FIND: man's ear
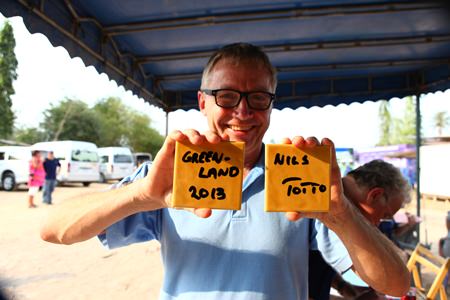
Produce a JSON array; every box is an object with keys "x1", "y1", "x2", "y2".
[
  {"x1": 366, "y1": 187, "x2": 385, "y2": 205},
  {"x1": 198, "y1": 91, "x2": 207, "y2": 116}
]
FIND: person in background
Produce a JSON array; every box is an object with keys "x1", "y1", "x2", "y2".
[
  {"x1": 378, "y1": 211, "x2": 420, "y2": 251},
  {"x1": 40, "y1": 43, "x2": 409, "y2": 299},
  {"x1": 42, "y1": 151, "x2": 61, "y2": 205},
  {"x1": 28, "y1": 150, "x2": 45, "y2": 208},
  {"x1": 309, "y1": 159, "x2": 412, "y2": 300},
  {"x1": 438, "y1": 211, "x2": 450, "y2": 289}
]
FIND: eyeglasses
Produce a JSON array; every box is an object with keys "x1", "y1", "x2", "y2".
[{"x1": 201, "y1": 89, "x2": 275, "y2": 111}]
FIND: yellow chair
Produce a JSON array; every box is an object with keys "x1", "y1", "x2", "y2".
[{"x1": 407, "y1": 243, "x2": 450, "y2": 300}]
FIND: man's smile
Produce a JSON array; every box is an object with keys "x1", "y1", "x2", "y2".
[{"x1": 228, "y1": 125, "x2": 254, "y2": 131}]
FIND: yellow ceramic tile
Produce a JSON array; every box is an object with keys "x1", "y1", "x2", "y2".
[
  {"x1": 172, "y1": 141, "x2": 244, "y2": 210},
  {"x1": 265, "y1": 144, "x2": 331, "y2": 212}
]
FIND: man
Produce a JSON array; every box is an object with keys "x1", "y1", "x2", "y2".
[
  {"x1": 343, "y1": 159, "x2": 411, "y2": 227},
  {"x1": 309, "y1": 159, "x2": 412, "y2": 300},
  {"x1": 42, "y1": 151, "x2": 60, "y2": 205},
  {"x1": 40, "y1": 43, "x2": 409, "y2": 299}
]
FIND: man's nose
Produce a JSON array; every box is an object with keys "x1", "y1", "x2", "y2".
[{"x1": 234, "y1": 96, "x2": 252, "y2": 118}]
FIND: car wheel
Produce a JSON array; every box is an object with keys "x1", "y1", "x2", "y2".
[
  {"x1": 82, "y1": 182, "x2": 91, "y2": 187},
  {"x1": 2, "y1": 172, "x2": 16, "y2": 191}
]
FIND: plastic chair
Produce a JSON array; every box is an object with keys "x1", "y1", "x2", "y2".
[{"x1": 407, "y1": 243, "x2": 450, "y2": 299}]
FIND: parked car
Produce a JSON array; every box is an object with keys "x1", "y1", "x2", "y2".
[
  {"x1": 32, "y1": 141, "x2": 100, "y2": 186},
  {"x1": 0, "y1": 146, "x2": 31, "y2": 191},
  {"x1": 133, "y1": 152, "x2": 152, "y2": 168},
  {"x1": 98, "y1": 147, "x2": 135, "y2": 182}
]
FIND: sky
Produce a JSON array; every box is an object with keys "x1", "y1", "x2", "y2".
[{"x1": 2, "y1": 14, "x2": 450, "y2": 150}]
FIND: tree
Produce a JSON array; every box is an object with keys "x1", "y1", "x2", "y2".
[
  {"x1": 93, "y1": 97, "x2": 164, "y2": 154},
  {"x1": 0, "y1": 21, "x2": 18, "y2": 138},
  {"x1": 13, "y1": 126, "x2": 47, "y2": 144},
  {"x1": 40, "y1": 96, "x2": 164, "y2": 154},
  {"x1": 92, "y1": 97, "x2": 129, "y2": 146},
  {"x1": 433, "y1": 111, "x2": 450, "y2": 136},
  {"x1": 378, "y1": 96, "x2": 417, "y2": 145},
  {"x1": 41, "y1": 99, "x2": 100, "y2": 143},
  {"x1": 128, "y1": 113, "x2": 164, "y2": 156},
  {"x1": 378, "y1": 100, "x2": 392, "y2": 146},
  {"x1": 392, "y1": 96, "x2": 416, "y2": 144}
]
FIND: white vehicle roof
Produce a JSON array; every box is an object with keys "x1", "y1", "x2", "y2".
[
  {"x1": 133, "y1": 152, "x2": 152, "y2": 156},
  {"x1": 98, "y1": 147, "x2": 132, "y2": 154},
  {"x1": 0, "y1": 146, "x2": 31, "y2": 159},
  {"x1": 32, "y1": 140, "x2": 98, "y2": 151}
]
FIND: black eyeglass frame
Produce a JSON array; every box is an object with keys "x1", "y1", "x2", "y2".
[{"x1": 201, "y1": 88, "x2": 275, "y2": 110}]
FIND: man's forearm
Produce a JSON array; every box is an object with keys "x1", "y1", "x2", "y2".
[
  {"x1": 40, "y1": 179, "x2": 158, "y2": 245},
  {"x1": 327, "y1": 204, "x2": 410, "y2": 296}
]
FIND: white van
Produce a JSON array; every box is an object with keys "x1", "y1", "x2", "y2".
[
  {"x1": 133, "y1": 152, "x2": 152, "y2": 168},
  {"x1": 0, "y1": 146, "x2": 31, "y2": 191},
  {"x1": 98, "y1": 147, "x2": 135, "y2": 182},
  {"x1": 32, "y1": 141, "x2": 100, "y2": 186}
]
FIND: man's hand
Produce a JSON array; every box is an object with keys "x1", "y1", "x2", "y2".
[
  {"x1": 280, "y1": 136, "x2": 410, "y2": 295},
  {"x1": 280, "y1": 136, "x2": 351, "y2": 226},
  {"x1": 135, "y1": 129, "x2": 227, "y2": 218}
]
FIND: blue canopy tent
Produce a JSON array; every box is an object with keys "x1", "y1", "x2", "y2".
[{"x1": 2, "y1": 0, "x2": 450, "y2": 236}]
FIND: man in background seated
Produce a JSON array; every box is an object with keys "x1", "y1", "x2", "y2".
[
  {"x1": 309, "y1": 159, "x2": 412, "y2": 300},
  {"x1": 379, "y1": 211, "x2": 420, "y2": 251}
]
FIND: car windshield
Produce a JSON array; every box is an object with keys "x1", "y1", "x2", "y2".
[
  {"x1": 71, "y1": 150, "x2": 99, "y2": 162},
  {"x1": 114, "y1": 154, "x2": 133, "y2": 163}
]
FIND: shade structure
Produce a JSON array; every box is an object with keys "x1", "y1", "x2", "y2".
[
  {"x1": 2, "y1": 0, "x2": 450, "y2": 112},
  {"x1": 3, "y1": 0, "x2": 450, "y2": 245}
]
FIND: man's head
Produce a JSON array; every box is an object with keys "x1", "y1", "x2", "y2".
[
  {"x1": 47, "y1": 151, "x2": 54, "y2": 159},
  {"x1": 198, "y1": 43, "x2": 277, "y2": 162},
  {"x1": 200, "y1": 43, "x2": 277, "y2": 91},
  {"x1": 342, "y1": 159, "x2": 411, "y2": 225}
]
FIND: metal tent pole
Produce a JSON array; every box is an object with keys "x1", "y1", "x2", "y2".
[
  {"x1": 415, "y1": 93, "x2": 422, "y2": 243},
  {"x1": 165, "y1": 111, "x2": 169, "y2": 137}
]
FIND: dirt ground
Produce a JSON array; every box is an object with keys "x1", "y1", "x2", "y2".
[{"x1": 0, "y1": 183, "x2": 448, "y2": 300}]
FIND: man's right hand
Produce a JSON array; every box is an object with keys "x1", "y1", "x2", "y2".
[{"x1": 133, "y1": 129, "x2": 225, "y2": 218}]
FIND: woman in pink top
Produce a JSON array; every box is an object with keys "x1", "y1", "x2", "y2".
[{"x1": 28, "y1": 150, "x2": 45, "y2": 208}]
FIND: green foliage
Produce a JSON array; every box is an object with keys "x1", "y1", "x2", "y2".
[
  {"x1": 377, "y1": 96, "x2": 416, "y2": 146},
  {"x1": 393, "y1": 96, "x2": 416, "y2": 144},
  {"x1": 41, "y1": 98, "x2": 101, "y2": 143},
  {"x1": 40, "y1": 97, "x2": 165, "y2": 156},
  {"x1": 13, "y1": 127, "x2": 47, "y2": 145},
  {"x1": 433, "y1": 111, "x2": 450, "y2": 136},
  {"x1": 378, "y1": 101, "x2": 392, "y2": 146},
  {"x1": 0, "y1": 21, "x2": 18, "y2": 138},
  {"x1": 93, "y1": 97, "x2": 129, "y2": 146},
  {"x1": 92, "y1": 97, "x2": 164, "y2": 156},
  {"x1": 128, "y1": 113, "x2": 165, "y2": 156}
]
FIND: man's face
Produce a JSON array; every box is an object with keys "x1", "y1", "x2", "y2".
[
  {"x1": 358, "y1": 191, "x2": 404, "y2": 226},
  {"x1": 343, "y1": 175, "x2": 404, "y2": 226},
  {"x1": 48, "y1": 152, "x2": 54, "y2": 159},
  {"x1": 198, "y1": 59, "x2": 273, "y2": 160}
]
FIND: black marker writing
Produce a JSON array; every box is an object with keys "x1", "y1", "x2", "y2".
[
  {"x1": 273, "y1": 153, "x2": 309, "y2": 166},
  {"x1": 189, "y1": 186, "x2": 226, "y2": 200},
  {"x1": 182, "y1": 151, "x2": 230, "y2": 164},
  {"x1": 282, "y1": 177, "x2": 326, "y2": 197},
  {"x1": 301, "y1": 155, "x2": 309, "y2": 165},
  {"x1": 198, "y1": 166, "x2": 239, "y2": 179},
  {"x1": 274, "y1": 153, "x2": 299, "y2": 165}
]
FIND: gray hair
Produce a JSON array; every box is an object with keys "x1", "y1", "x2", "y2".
[
  {"x1": 200, "y1": 43, "x2": 277, "y2": 91},
  {"x1": 347, "y1": 159, "x2": 411, "y2": 204}
]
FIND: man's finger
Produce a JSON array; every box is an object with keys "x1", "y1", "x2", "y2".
[
  {"x1": 280, "y1": 137, "x2": 292, "y2": 144},
  {"x1": 285, "y1": 211, "x2": 302, "y2": 222},
  {"x1": 194, "y1": 208, "x2": 212, "y2": 218}
]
